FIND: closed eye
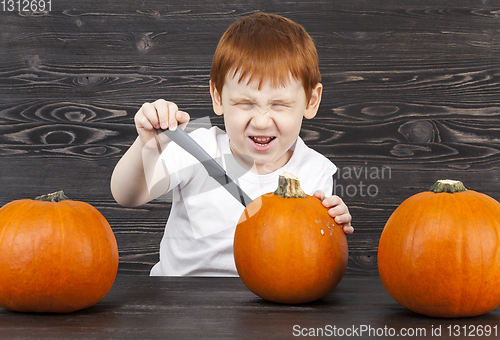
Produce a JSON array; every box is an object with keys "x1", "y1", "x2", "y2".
[
  {"x1": 271, "y1": 102, "x2": 294, "y2": 112},
  {"x1": 272, "y1": 104, "x2": 288, "y2": 111},
  {"x1": 236, "y1": 102, "x2": 254, "y2": 110}
]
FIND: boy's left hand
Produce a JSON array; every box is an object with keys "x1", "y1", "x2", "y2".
[{"x1": 313, "y1": 191, "x2": 354, "y2": 235}]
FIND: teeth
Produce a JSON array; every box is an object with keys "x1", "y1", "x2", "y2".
[{"x1": 251, "y1": 136, "x2": 274, "y2": 145}]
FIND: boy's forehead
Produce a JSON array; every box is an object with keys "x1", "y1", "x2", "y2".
[{"x1": 224, "y1": 72, "x2": 303, "y2": 93}]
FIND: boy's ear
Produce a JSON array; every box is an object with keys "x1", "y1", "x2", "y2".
[
  {"x1": 210, "y1": 80, "x2": 224, "y2": 116},
  {"x1": 304, "y1": 83, "x2": 323, "y2": 119}
]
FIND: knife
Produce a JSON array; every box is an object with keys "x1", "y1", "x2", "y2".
[{"x1": 163, "y1": 127, "x2": 252, "y2": 207}]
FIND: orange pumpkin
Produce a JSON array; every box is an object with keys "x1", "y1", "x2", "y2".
[
  {"x1": 378, "y1": 180, "x2": 500, "y2": 318},
  {"x1": 0, "y1": 191, "x2": 119, "y2": 313},
  {"x1": 233, "y1": 172, "x2": 348, "y2": 304}
]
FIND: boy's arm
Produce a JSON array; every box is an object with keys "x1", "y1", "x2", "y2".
[
  {"x1": 313, "y1": 191, "x2": 354, "y2": 235},
  {"x1": 111, "y1": 136, "x2": 158, "y2": 207},
  {"x1": 110, "y1": 100, "x2": 189, "y2": 207}
]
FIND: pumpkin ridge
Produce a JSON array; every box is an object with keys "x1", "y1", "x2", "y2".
[
  {"x1": 52, "y1": 200, "x2": 74, "y2": 298},
  {"x1": 0, "y1": 201, "x2": 25, "y2": 255},
  {"x1": 72, "y1": 203, "x2": 98, "y2": 306},
  {"x1": 408, "y1": 193, "x2": 434, "y2": 305},
  {"x1": 450, "y1": 192, "x2": 465, "y2": 316},
  {"x1": 0, "y1": 201, "x2": 33, "y2": 287},
  {"x1": 490, "y1": 201, "x2": 500, "y2": 310},
  {"x1": 55, "y1": 201, "x2": 66, "y2": 286},
  {"x1": 435, "y1": 190, "x2": 471, "y2": 316},
  {"x1": 460, "y1": 193, "x2": 478, "y2": 315},
  {"x1": 80, "y1": 201, "x2": 116, "y2": 274},
  {"x1": 415, "y1": 192, "x2": 440, "y2": 311},
  {"x1": 490, "y1": 193, "x2": 500, "y2": 276},
  {"x1": 88, "y1": 202, "x2": 118, "y2": 297},
  {"x1": 34, "y1": 201, "x2": 54, "y2": 274},
  {"x1": 434, "y1": 191, "x2": 452, "y2": 311},
  {"x1": 37, "y1": 201, "x2": 59, "y2": 296},
  {"x1": 463, "y1": 192, "x2": 500, "y2": 315}
]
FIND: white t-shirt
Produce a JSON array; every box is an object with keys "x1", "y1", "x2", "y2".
[{"x1": 150, "y1": 127, "x2": 337, "y2": 276}]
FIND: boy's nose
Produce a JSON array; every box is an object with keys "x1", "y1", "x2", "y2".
[{"x1": 250, "y1": 111, "x2": 273, "y2": 130}]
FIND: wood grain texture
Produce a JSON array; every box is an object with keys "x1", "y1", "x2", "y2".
[
  {"x1": 1, "y1": 0, "x2": 499, "y2": 275},
  {"x1": 1, "y1": 275, "x2": 499, "y2": 339}
]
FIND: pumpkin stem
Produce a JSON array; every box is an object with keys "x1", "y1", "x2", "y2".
[
  {"x1": 429, "y1": 180, "x2": 467, "y2": 193},
  {"x1": 273, "y1": 172, "x2": 306, "y2": 198},
  {"x1": 35, "y1": 190, "x2": 69, "y2": 202}
]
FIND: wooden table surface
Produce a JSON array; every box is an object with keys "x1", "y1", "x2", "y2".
[{"x1": 1, "y1": 274, "x2": 498, "y2": 339}]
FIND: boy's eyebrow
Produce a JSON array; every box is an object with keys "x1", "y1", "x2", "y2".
[
  {"x1": 230, "y1": 96, "x2": 253, "y2": 103},
  {"x1": 229, "y1": 96, "x2": 295, "y2": 105},
  {"x1": 271, "y1": 98, "x2": 295, "y2": 105}
]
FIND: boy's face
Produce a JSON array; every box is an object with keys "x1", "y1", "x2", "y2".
[{"x1": 210, "y1": 73, "x2": 322, "y2": 175}]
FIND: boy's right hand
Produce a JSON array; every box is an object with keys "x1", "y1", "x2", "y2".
[{"x1": 135, "y1": 99, "x2": 190, "y2": 146}]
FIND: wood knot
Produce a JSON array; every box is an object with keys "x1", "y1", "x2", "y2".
[
  {"x1": 26, "y1": 55, "x2": 41, "y2": 69},
  {"x1": 398, "y1": 120, "x2": 437, "y2": 143},
  {"x1": 137, "y1": 34, "x2": 153, "y2": 51}
]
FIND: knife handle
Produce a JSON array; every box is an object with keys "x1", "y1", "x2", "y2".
[{"x1": 163, "y1": 128, "x2": 226, "y2": 177}]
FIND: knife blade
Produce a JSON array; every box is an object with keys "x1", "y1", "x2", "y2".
[{"x1": 163, "y1": 127, "x2": 252, "y2": 207}]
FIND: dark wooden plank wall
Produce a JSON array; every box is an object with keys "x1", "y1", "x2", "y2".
[{"x1": 1, "y1": 0, "x2": 499, "y2": 275}]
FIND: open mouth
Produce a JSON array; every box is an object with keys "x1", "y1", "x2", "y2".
[{"x1": 250, "y1": 136, "x2": 276, "y2": 146}]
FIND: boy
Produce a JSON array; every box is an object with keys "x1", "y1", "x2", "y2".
[{"x1": 111, "y1": 13, "x2": 353, "y2": 276}]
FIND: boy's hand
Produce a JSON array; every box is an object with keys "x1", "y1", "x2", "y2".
[
  {"x1": 313, "y1": 191, "x2": 354, "y2": 235},
  {"x1": 135, "y1": 99, "x2": 190, "y2": 146}
]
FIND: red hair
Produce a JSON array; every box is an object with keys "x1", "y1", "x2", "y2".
[{"x1": 210, "y1": 13, "x2": 321, "y2": 103}]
